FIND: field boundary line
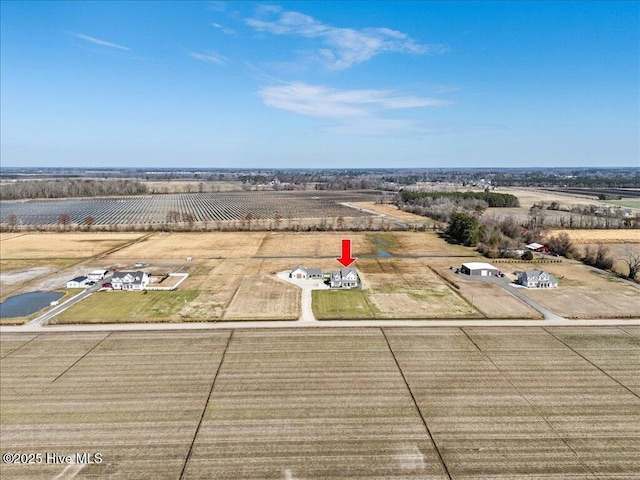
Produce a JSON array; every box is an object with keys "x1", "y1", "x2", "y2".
[
  {"x1": 460, "y1": 328, "x2": 601, "y2": 479},
  {"x1": 618, "y1": 326, "x2": 640, "y2": 338},
  {"x1": 428, "y1": 266, "x2": 486, "y2": 319},
  {"x1": 219, "y1": 279, "x2": 244, "y2": 321},
  {"x1": 97, "y1": 232, "x2": 155, "y2": 258},
  {"x1": 179, "y1": 330, "x2": 233, "y2": 480},
  {"x1": 52, "y1": 332, "x2": 112, "y2": 383},
  {"x1": 1, "y1": 334, "x2": 39, "y2": 358},
  {"x1": 380, "y1": 328, "x2": 452, "y2": 480},
  {"x1": 543, "y1": 328, "x2": 640, "y2": 400}
]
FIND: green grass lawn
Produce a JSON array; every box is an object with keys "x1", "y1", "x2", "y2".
[
  {"x1": 604, "y1": 199, "x2": 640, "y2": 209},
  {"x1": 54, "y1": 290, "x2": 199, "y2": 323},
  {"x1": 312, "y1": 289, "x2": 377, "y2": 319}
]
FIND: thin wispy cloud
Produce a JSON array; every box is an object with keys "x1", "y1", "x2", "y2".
[
  {"x1": 189, "y1": 51, "x2": 229, "y2": 65},
  {"x1": 246, "y1": 7, "x2": 448, "y2": 70},
  {"x1": 260, "y1": 82, "x2": 447, "y2": 118},
  {"x1": 212, "y1": 22, "x2": 235, "y2": 35},
  {"x1": 71, "y1": 33, "x2": 130, "y2": 51}
]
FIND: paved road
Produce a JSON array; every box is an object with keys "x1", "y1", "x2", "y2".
[
  {"x1": 29, "y1": 276, "x2": 112, "y2": 326},
  {"x1": 3, "y1": 317, "x2": 638, "y2": 333}
]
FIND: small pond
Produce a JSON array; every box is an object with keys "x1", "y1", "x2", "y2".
[{"x1": 0, "y1": 291, "x2": 64, "y2": 319}]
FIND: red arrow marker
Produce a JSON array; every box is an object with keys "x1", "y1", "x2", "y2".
[{"x1": 337, "y1": 239, "x2": 357, "y2": 268}]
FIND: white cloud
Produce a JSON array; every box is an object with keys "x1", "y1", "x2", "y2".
[
  {"x1": 260, "y1": 82, "x2": 447, "y2": 118},
  {"x1": 189, "y1": 51, "x2": 229, "y2": 65},
  {"x1": 208, "y1": 1, "x2": 227, "y2": 12},
  {"x1": 71, "y1": 33, "x2": 130, "y2": 51},
  {"x1": 246, "y1": 8, "x2": 448, "y2": 70},
  {"x1": 211, "y1": 22, "x2": 235, "y2": 35}
]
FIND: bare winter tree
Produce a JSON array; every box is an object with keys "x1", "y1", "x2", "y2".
[
  {"x1": 182, "y1": 212, "x2": 195, "y2": 230},
  {"x1": 621, "y1": 246, "x2": 640, "y2": 281},
  {"x1": 58, "y1": 213, "x2": 71, "y2": 231},
  {"x1": 84, "y1": 215, "x2": 95, "y2": 230},
  {"x1": 7, "y1": 214, "x2": 18, "y2": 231},
  {"x1": 244, "y1": 213, "x2": 254, "y2": 230}
]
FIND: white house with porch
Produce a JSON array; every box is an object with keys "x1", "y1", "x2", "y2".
[
  {"x1": 329, "y1": 268, "x2": 359, "y2": 288},
  {"x1": 111, "y1": 271, "x2": 150, "y2": 291},
  {"x1": 517, "y1": 269, "x2": 558, "y2": 288}
]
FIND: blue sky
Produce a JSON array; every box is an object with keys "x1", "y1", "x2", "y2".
[{"x1": 1, "y1": 1, "x2": 638, "y2": 168}]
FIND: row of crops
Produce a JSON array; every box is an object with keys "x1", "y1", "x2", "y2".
[{"x1": 0, "y1": 191, "x2": 379, "y2": 225}]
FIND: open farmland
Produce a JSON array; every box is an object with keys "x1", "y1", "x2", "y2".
[
  {"x1": 108, "y1": 232, "x2": 267, "y2": 259},
  {"x1": 1, "y1": 327, "x2": 638, "y2": 479},
  {"x1": 0, "y1": 233, "x2": 143, "y2": 259},
  {"x1": 498, "y1": 262, "x2": 640, "y2": 319},
  {"x1": 222, "y1": 275, "x2": 300, "y2": 320},
  {"x1": 363, "y1": 271, "x2": 478, "y2": 319},
  {"x1": 0, "y1": 191, "x2": 378, "y2": 226},
  {"x1": 437, "y1": 267, "x2": 543, "y2": 319}
]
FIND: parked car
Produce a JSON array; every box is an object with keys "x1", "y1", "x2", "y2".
[
  {"x1": 87, "y1": 281, "x2": 96, "y2": 286},
  {"x1": 102, "y1": 283, "x2": 113, "y2": 290}
]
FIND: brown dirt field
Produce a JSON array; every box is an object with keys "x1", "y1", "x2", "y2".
[
  {"x1": 256, "y1": 232, "x2": 375, "y2": 257},
  {"x1": 544, "y1": 229, "x2": 640, "y2": 244},
  {"x1": 387, "y1": 232, "x2": 480, "y2": 257},
  {"x1": 3, "y1": 328, "x2": 637, "y2": 479},
  {"x1": 349, "y1": 201, "x2": 430, "y2": 221},
  {"x1": 0, "y1": 233, "x2": 143, "y2": 259},
  {"x1": 491, "y1": 187, "x2": 605, "y2": 208},
  {"x1": 107, "y1": 232, "x2": 266, "y2": 259},
  {"x1": 437, "y1": 268, "x2": 543, "y2": 319},
  {"x1": 181, "y1": 259, "x2": 265, "y2": 319},
  {"x1": 499, "y1": 262, "x2": 640, "y2": 319},
  {"x1": 363, "y1": 272, "x2": 477, "y2": 318},
  {"x1": 222, "y1": 275, "x2": 300, "y2": 320}
]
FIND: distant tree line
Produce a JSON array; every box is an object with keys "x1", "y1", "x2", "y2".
[
  {"x1": 398, "y1": 190, "x2": 520, "y2": 208},
  {"x1": 0, "y1": 179, "x2": 148, "y2": 200}
]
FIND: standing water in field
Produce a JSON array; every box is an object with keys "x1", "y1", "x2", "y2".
[{"x1": 0, "y1": 291, "x2": 64, "y2": 318}]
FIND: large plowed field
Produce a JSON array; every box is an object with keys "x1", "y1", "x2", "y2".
[
  {"x1": 1, "y1": 327, "x2": 638, "y2": 479},
  {"x1": 0, "y1": 191, "x2": 379, "y2": 226}
]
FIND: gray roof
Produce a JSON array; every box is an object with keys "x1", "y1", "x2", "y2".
[
  {"x1": 521, "y1": 269, "x2": 557, "y2": 283},
  {"x1": 112, "y1": 270, "x2": 146, "y2": 284},
  {"x1": 70, "y1": 276, "x2": 87, "y2": 283},
  {"x1": 306, "y1": 268, "x2": 323, "y2": 276},
  {"x1": 341, "y1": 267, "x2": 355, "y2": 276}
]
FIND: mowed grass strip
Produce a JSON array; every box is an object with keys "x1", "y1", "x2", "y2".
[
  {"x1": 53, "y1": 290, "x2": 200, "y2": 323},
  {"x1": 312, "y1": 289, "x2": 377, "y2": 319}
]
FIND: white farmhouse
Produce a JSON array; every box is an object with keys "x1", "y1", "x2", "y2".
[
  {"x1": 111, "y1": 271, "x2": 149, "y2": 291},
  {"x1": 329, "y1": 268, "x2": 359, "y2": 288},
  {"x1": 517, "y1": 269, "x2": 558, "y2": 288}
]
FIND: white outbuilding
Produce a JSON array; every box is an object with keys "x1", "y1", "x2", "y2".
[
  {"x1": 460, "y1": 262, "x2": 500, "y2": 277},
  {"x1": 87, "y1": 269, "x2": 108, "y2": 281},
  {"x1": 67, "y1": 276, "x2": 88, "y2": 288}
]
